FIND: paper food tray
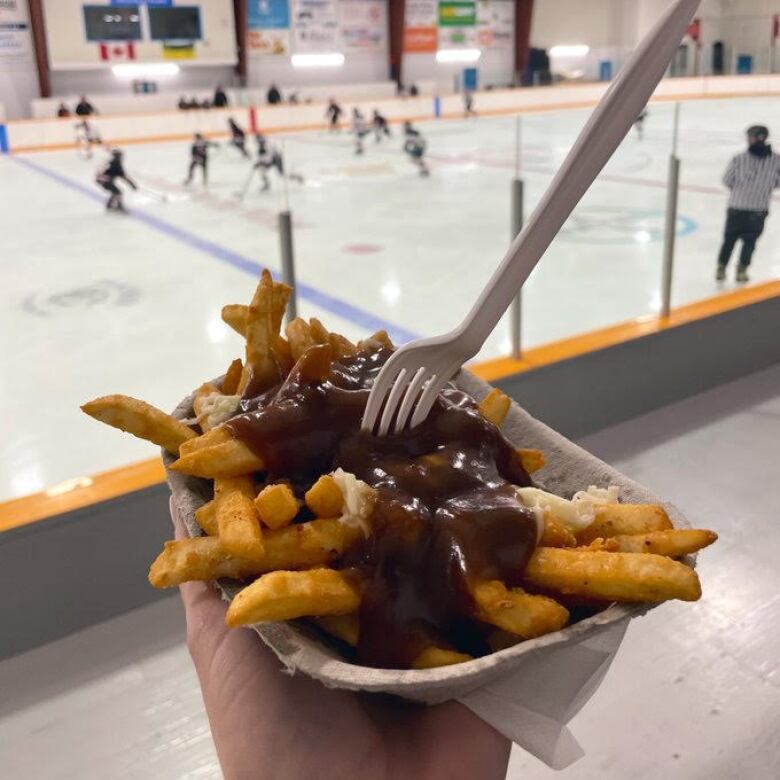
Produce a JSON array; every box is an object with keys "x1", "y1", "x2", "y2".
[{"x1": 164, "y1": 370, "x2": 692, "y2": 769}]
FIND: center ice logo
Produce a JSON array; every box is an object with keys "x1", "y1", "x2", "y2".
[{"x1": 22, "y1": 280, "x2": 140, "y2": 317}]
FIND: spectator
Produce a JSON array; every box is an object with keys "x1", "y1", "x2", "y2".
[
  {"x1": 409, "y1": 84, "x2": 419, "y2": 97},
  {"x1": 716, "y1": 124, "x2": 780, "y2": 283},
  {"x1": 75, "y1": 96, "x2": 96, "y2": 116},
  {"x1": 267, "y1": 83, "x2": 282, "y2": 105},
  {"x1": 178, "y1": 96, "x2": 189, "y2": 111},
  {"x1": 213, "y1": 85, "x2": 229, "y2": 108},
  {"x1": 201, "y1": 98, "x2": 211, "y2": 110},
  {"x1": 57, "y1": 103, "x2": 71, "y2": 118}
]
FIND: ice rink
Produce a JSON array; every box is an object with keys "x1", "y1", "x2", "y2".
[{"x1": 2, "y1": 95, "x2": 780, "y2": 499}]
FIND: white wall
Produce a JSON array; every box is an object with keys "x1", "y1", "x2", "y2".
[
  {"x1": 534, "y1": 0, "x2": 780, "y2": 80},
  {"x1": 49, "y1": 65, "x2": 237, "y2": 101},
  {"x1": 248, "y1": 51, "x2": 389, "y2": 90},
  {"x1": 0, "y1": 0, "x2": 39, "y2": 119}
]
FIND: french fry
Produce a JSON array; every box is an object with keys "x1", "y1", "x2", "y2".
[
  {"x1": 216, "y1": 476, "x2": 262, "y2": 551},
  {"x1": 328, "y1": 332, "x2": 358, "y2": 359},
  {"x1": 194, "y1": 500, "x2": 218, "y2": 536},
  {"x1": 254, "y1": 483, "x2": 300, "y2": 530},
  {"x1": 412, "y1": 647, "x2": 473, "y2": 669},
  {"x1": 311, "y1": 614, "x2": 359, "y2": 646},
  {"x1": 245, "y1": 270, "x2": 281, "y2": 392},
  {"x1": 478, "y1": 388, "x2": 511, "y2": 426},
  {"x1": 216, "y1": 483, "x2": 264, "y2": 559},
  {"x1": 586, "y1": 529, "x2": 718, "y2": 558},
  {"x1": 226, "y1": 568, "x2": 361, "y2": 626},
  {"x1": 472, "y1": 580, "x2": 569, "y2": 638},
  {"x1": 539, "y1": 513, "x2": 577, "y2": 548},
  {"x1": 215, "y1": 475, "x2": 255, "y2": 499},
  {"x1": 261, "y1": 275, "x2": 291, "y2": 335},
  {"x1": 178, "y1": 425, "x2": 231, "y2": 456},
  {"x1": 221, "y1": 303, "x2": 248, "y2": 337},
  {"x1": 524, "y1": 547, "x2": 701, "y2": 602},
  {"x1": 222, "y1": 358, "x2": 244, "y2": 395},
  {"x1": 171, "y1": 439, "x2": 264, "y2": 479},
  {"x1": 152, "y1": 517, "x2": 363, "y2": 588},
  {"x1": 296, "y1": 343, "x2": 333, "y2": 382},
  {"x1": 256, "y1": 518, "x2": 364, "y2": 572},
  {"x1": 286, "y1": 318, "x2": 317, "y2": 361},
  {"x1": 518, "y1": 448, "x2": 546, "y2": 474},
  {"x1": 358, "y1": 330, "x2": 393, "y2": 350},
  {"x1": 274, "y1": 336, "x2": 294, "y2": 375},
  {"x1": 148, "y1": 537, "x2": 256, "y2": 588},
  {"x1": 81, "y1": 394, "x2": 196, "y2": 455},
  {"x1": 308, "y1": 317, "x2": 330, "y2": 345},
  {"x1": 311, "y1": 614, "x2": 471, "y2": 668},
  {"x1": 305, "y1": 475, "x2": 343, "y2": 518},
  {"x1": 576, "y1": 504, "x2": 673, "y2": 544}
]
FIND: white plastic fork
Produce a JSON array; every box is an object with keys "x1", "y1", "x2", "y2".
[{"x1": 362, "y1": 0, "x2": 700, "y2": 436}]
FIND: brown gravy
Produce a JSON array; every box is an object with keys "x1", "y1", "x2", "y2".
[{"x1": 227, "y1": 343, "x2": 539, "y2": 668}]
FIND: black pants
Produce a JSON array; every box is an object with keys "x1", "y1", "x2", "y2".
[
  {"x1": 717, "y1": 208, "x2": 767, "y2": 269},
  {"x1": 99, "y1": 179, "x2": 122, "y2": 209},
  {"x1": 186, "y1": 159, "x2": 207, "y2": 184}
]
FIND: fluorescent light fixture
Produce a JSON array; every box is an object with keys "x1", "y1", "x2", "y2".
[
  {"x1": 549, "y1": 45, "x2": 590, "y2": 58},
  {"x1": 291, "y1": 53, "x2": 345, "y2": 68},
  {"x1": 112, "y1": 63, "x2": 180, "y2": 78},
  {"x1": 436, "y1": 48, "x2": 482, "y2": 64}
]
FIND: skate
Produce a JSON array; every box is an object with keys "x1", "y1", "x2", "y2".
[
  {"x1": 715, "y1": 265, "x2": 726, "y2": 281},
  {"x1": 736, "y1": 267, "x2": 749, "y2": 283}
]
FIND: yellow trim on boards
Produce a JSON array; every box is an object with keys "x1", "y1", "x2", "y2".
[
  {"x1": 0, "y1": 458, "x2": 166, "y2": 533},
  {"x1": 470, "y1": 279, "x2": 780, "y2": 382},
  {"x1": 0, "y1": 279, "x2": 777, "y2": 531}
]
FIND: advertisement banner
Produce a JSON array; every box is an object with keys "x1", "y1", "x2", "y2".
[
  {"x1": 476, "y1": 0, "x2": 513, "y2": 50},
  {"x1": 339, "y1": 0, "x2": 386, "y2": 51},
  {"x1": 248, "y1": 0, "x2": 291, "y2": 54},
  {"x1": 438, "y1": 1, "x2": 476, "y2": 28},
  {"x1": 437, "y1": 24, "x2": 477, "y2": 48},
  {"x1": 0, "y1": 0, "x2": 34, "y2": 70},
  {"x1": 404, "y1": 0, "x2": 437, "y2": 53},
  {"x1": 292, "y1": 0, "x2": 340, "y2": 52}
]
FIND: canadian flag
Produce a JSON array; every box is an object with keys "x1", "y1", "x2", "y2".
[{"x1": 99, "y1": 42, "x2": 136, "y2": 61}]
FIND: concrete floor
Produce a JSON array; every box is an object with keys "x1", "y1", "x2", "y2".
[
  {"x1": 1, "y1": 364, "x2": 777, "y2": 779},
  {"x1": 3, "y1": 97, "x2": 780, "y2": 501}
]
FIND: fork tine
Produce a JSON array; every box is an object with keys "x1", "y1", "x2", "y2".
[
  {"x1": 377, "y1": 368, "x2": 408, "y2": 436},
  {"x1": 362, "y1": 368, "x2": 396, "y2": 432},
  {"x1": 409, "y1": 375, "x2": 441, "y2": 430},
  {"x1": 409, "y1": 362, "x2": 461, "y2": 429},
  {"x1": 393, "y1": 367, "x2": 431, "y2": 434}
]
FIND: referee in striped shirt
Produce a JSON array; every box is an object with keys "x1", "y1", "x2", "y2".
[{"x1": 716, "y1": 125, "x2": 780, "y2": 282}]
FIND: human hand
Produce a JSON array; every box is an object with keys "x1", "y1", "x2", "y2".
[{"x1": 172, "y1": 500, "x2": 511, "y2": 780}]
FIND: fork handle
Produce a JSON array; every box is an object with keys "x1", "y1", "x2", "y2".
[{"x1": 455, "y1": 0, "x2": 700, "y2": 357}]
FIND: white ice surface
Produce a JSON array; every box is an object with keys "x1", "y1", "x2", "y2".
[{"x1": 2, "y1": 97, "x2": 779, "y2": 499}]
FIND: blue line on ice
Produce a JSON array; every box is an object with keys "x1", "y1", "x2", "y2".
[{"x1": 12, "y1": 155, "x2": 422, "y2": 346}]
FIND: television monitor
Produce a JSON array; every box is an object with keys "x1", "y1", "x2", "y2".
[
  {"x1": 148, "y1": 6, "x2": 203, "y2": 41},
  {"x1": 83, "y1": 5, "x2": 142, "y2": 42}
]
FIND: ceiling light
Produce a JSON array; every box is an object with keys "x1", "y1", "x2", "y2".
[
  {"x1": 291, "y1": 53, "x2": 345, "y2": 68},
  {"x1": 436, "y1": 48, "x2": 482, "y2": 64},
  {"x1": 549, "y1": 45, "x2": 590, "y2": 57},
  {"x1": 112, "y1": 63, "x2": 180, "y2": 78}
]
